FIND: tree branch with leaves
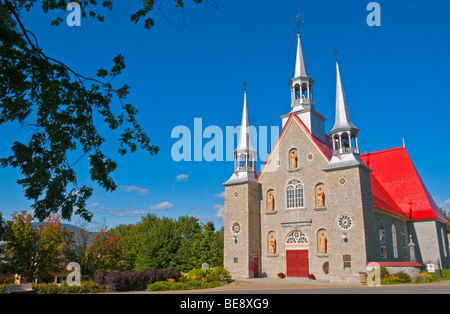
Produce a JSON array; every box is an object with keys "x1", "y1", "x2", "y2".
[{"x1": 0, "y1": 0, "x2": 213, "y2": 222}]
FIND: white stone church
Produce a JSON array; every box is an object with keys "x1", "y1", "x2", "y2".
[{"x1": 223, "y1": 30, "x2": 450, "y2": 283}]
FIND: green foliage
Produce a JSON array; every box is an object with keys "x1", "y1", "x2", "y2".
[
  {"x1": 32, "y1": 281, "x2": 105, "y2": 294},
  {"x1": 4, "y1": 211, "x2": 72, "y2": 280},
  {"x1": 441, "y1": 269, "x2": 450, "y2": 280},
  {"x1": 112, "y1": 215, "x2": 223, "y2": 273},
  {"x1": 186, "y1": 267, "x2": 231, "y2": 283},
  {"x1": 0, "y1": 281, "x2": 105, "y2": 294},
  {"x1": 146, "y1": 279, "x2": 223, "y2": 291},
  {"x1": 146, "y1": 267, "x2": 229, "y2": 292},
  {"x1": 382, "y1": 271, "x2": 412, "y2": 284}
]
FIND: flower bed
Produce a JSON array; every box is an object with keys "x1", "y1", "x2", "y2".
[{"x1": 147, "y1": 267, "x2": 231, "y2": 291}]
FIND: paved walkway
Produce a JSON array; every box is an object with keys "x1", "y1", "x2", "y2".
[
  {"x1": 195, "y1": 277, "x2": 450, "y2": 294},
  {"x1": 179, "y1": 278, "x2": 449, "y2": 293},
  {"x1": 112, "y1": 277, "x2": 450, "y2": 294}
]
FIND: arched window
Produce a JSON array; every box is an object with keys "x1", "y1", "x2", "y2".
[
  {"x1": 379, "y1": 222, "x2": 387, "y2": 259},
  {"x1": 402, "y1": 227, "x2": 408, "y2": 257},
  {"x1": 392, "y1": 224, "x2": 398, "y2": 258},
  {"x1": 441, "y1": 228, "x2": 448, "y2": 258},
  {"x1": 286, "y1": 179, "x2": 304, "y2": 208},
  {"x1": 285, "y1": 230, "x2": 308, "y2": 245},
  {"x1": 294, "y1": 83, "x2": 301, "y2": 100}
]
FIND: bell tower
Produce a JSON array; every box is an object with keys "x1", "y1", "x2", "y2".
[
  {"x1": 223, "y1": 89, "x2": 261, "y2": 279},
  {"x1": 323, "y1": 60, "x2": 378, "y2": 275},
  {"x1": 290, "y1": 31, "x2": 314, "y2": 112},
  {"x1": 281, "y1": 30, "x2": 326, "y2": 142},
  {"x1": 324, "y1": 60, "x2": 367, "y2": 171}
]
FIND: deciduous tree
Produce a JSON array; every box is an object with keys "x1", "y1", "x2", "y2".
[{"x1": 4, "y1": 211, "x2": 73, "y2": 280}]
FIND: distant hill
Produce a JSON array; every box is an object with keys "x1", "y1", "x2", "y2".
[{"x1": 30, "y1": 222, "x2": 98, "y2": 237}]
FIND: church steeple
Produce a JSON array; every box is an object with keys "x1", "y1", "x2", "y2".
[
  {"x1": 235, "y1": 90, "x2": 257, "y2": 158},
  {"x1": 224, "y1": 89, "x2": 258, "y2": 185},
  {"x1": 294, "y1": 32, "x2": 309, "y2": 79},
  {"x1": 330, "y1": 60, "x2": 359, "y2": 135},
  {"x1": 324, "y1": 60, "x2": 367, "y2": 171},
  {"x1": 289, "y1": 31, "x2": 315, "y2": 111},
  {"x1": 282, "y1": 29, "x2": 326, "y2": 142}
]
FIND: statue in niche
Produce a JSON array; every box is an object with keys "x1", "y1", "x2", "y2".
[
  {"x1": 269, "y1": 235, "x2": 277, "y2": 254},
  {"x1": 267, "y1": 193, "x2": 274, "y2": 211},
  {"x1": 317, "y1": 186, "x2": 325, "y2": 207},
  {"x1": 320, "y1": 232, "x2": 327, "y2": 253},
  {"x1": 290, "y1": 151, "x2": 298, "y2": 168}
]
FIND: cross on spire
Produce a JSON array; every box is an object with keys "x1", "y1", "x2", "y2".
[{"x1": 296, "y1": 14, "x2": 303, "y2": 34}]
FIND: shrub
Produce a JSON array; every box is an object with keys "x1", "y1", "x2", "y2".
[
  {"x1": 146, "y1": 278, "x2": 223, "y2": 291},
  {"x1": 95, "y1": 268, "x2": 181, "y2": 292},
  {"x1": 0, "y1": 277, "x2": 14, "y2": 285},
  {"x1": 146, "y1": 280, "x2": 174, "y2": 291},
  {"x1": 30, "y1": 281, "x2": 104, "y2": 294},
  {"x1": 94, "y1": 269, "x2": 108, "y2": 288},
  {"x1": 277, "y1": 272, "x2": 285, "y2": 279},
  {"x1": 416, "y1": 272, "x2": 439, "y2": 283},
  {"x1": 322, "y1": 261, "x2": 329, "y2": 274},
  {"x1": 383, "y1": 271, "x2": 411, "y2": 284},
  {"x1": 186, "y1": 267, "x2": 231, "y2": 283},
  {"x1": 441, "y1": 269, "x2": 450, "y2": 280},
  {"x1": 33, "y1": 283, "x2": 62, "y2": 294},
  {"x1": 146, "y1": 267, "x2": 230, "y2": 292}
]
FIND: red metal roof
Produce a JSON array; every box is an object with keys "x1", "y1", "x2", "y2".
[
  {"x1": 257, "y1": 114, "x2": 445, "y2": 222},
  {"x1": 370, "y1": 173, "x2": 409, "y2": 218},
  {"x1": 361, "y1": 147, "x2": 446, "y2": 222}
]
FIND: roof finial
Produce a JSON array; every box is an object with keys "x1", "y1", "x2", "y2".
[
  {"x1": 334, "y1": 50, "x2": 339, "y2": 62},
  {"x1": 243, "y1": 81, "x2": 248, "y2": 92},
  {"x1": 296, "y1": 14, "x2": 303, "y2": 34}
]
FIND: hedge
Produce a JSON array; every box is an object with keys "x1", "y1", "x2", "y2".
[{"x1": 94, "y1": 268, "x2": 181, "y2": 292}]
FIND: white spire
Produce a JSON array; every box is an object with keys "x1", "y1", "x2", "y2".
[
  {"x1": 223, "y1": 89, "x2": 258, "y2": 186},
  {"x1": 323, "y1": 60, "x2": 368, "y2": 172},
  {"x1": 330, "y1": 61, "x2": 358, "y2": 134},
  {"x1": 235, "y1": 91, "x2": 257, "y2": 155},
  {"x1": 294, "y1": 32, "x2": 309, "y2": 79}
]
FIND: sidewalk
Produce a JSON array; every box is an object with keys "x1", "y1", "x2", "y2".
[
  {"x1": 235, "y1": 277, "x2": 361, "y2": 285},
  {"x1": 198, "y1": 276, "x2": 362, "y2": 293}
]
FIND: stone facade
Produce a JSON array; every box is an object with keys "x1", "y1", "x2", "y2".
[
  {"x1": 222, "y1": 31, "x2": 450, "y2": 283},
  {"x1": 223, "y1": 181, "x2": 261, "y2": 279},
  {"x1": 257, "y1": 116, "x2": 377, "y2": 282}
]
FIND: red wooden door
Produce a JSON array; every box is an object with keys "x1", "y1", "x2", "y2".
[{"x1": 286, "y1": 250, "x2": 309, "y2": 277}]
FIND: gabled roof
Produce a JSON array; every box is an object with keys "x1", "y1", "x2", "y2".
[
  {"x1": 256, "y1": 113, "x2": 330, "y2": 181},
  {"x1": 361, "y1": 147, "x2": 446, "y2": 222}
]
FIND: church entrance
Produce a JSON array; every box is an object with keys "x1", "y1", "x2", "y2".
[
  {"x1": 286, "y1": 249, "x2": 309, "y2": 277},
  {"x1": 285, "y1": 230, "x2": 310, "y2": 277}
]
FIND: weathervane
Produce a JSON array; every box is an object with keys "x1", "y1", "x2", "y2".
[
  {"x1": 243, "y1": 81, "x2": 248, "y2": 91},
  {"x1": 296, "y1": 14, "x2": 304, "y2": 34},
  {"x1": 334, "y1": 50, "x2": 339, "y2": 62}
]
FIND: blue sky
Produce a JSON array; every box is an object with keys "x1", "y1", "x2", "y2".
[{"x1": 1, "y1": 0, "x2": 450, "y2": 231}]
